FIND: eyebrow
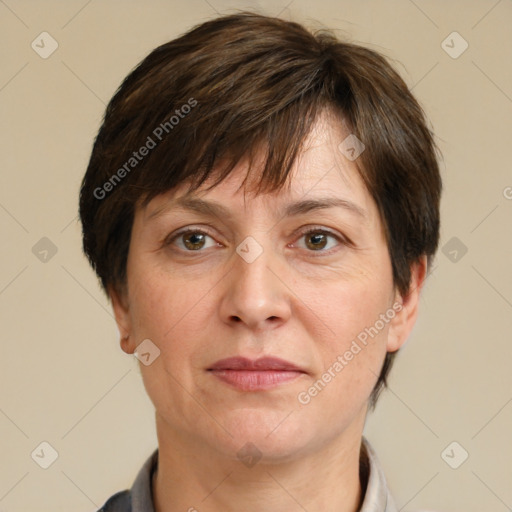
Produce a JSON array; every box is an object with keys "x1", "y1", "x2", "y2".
[{"x1": 147, "y1": 196, "x2": 368, "y2": 222}]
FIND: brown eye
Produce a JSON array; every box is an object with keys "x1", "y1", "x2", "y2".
[
  {"x1": 182, "y1": 232, "x2": 207, "y2": 250},
  {"x1": 305, "y1": 232, "x2": 329, "y2": 250},
  {"x1": 295, "y1": 228, "x2": 344, "y2": 254},
  {"x1": 166, "y1": 229, "x2": 217, "y2": 251}
]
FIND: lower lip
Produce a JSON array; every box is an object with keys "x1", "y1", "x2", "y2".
[{"x1": 209, "y1": 370, "x2": 304, "y2": 391}]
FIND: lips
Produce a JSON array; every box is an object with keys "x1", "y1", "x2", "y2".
[
  {"x1": 208, "y1": 357, "x2": 307, "y2": 391},
  {"x1": 209, "y1": 356, "x2": 305, "y2": 372}
]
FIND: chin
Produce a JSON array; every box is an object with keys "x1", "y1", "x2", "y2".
[{"x1": 207, "y1": 408, "x2": 314, "y2": 462}]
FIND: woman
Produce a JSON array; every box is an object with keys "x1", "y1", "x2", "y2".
[{"x1": 80, "y1": 12, "x2": 441, "y2": 512}]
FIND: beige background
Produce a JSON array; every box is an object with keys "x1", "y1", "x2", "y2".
[{"x1": 1, "y1": 1, "x2": 511, "y2": 511}]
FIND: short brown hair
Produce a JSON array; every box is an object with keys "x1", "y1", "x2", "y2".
[{"x1": 79, "y1": 12, "x2": 442, "y2": 408}]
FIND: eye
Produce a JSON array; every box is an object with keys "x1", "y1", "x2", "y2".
[
  {"x1": 165, "y1": 226, "x2": 347, "y2": 254},
  {"x1": 293, "y1": 228, "x2": 345, "y2": 253},
  {"x1": 166, "y1": 228, "x2": 219, "y2": 251}
]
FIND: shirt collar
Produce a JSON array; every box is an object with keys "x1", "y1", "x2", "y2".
[
  {"x1": 359, "y1": 437, "x2": 398, "y2": 512},
  {"x1": 128, "y1": 436, "x2": 397, "y2": 512}
]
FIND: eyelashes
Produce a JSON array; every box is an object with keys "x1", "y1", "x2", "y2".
[
  {"x1": 164, "y1": 226, "x2": 349, "y2": 256},
  {"x1": 289, "y1": 228, "x2": 346, "y2": 253},
  {"x1": 166, "y1": 228, "x2": 219, "y2": 252}
]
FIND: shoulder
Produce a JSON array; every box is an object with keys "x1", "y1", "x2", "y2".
[
  {"x1": 96, "y1": 449, "x2": 158, "y2": 512},
  {"x1": 361, "y1": 438, "x2": 439, "y2": 512},
  {"x1": 97, "y1": 490, "x2": 131, "y2": 512}
]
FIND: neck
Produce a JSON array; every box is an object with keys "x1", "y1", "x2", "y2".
[{"x1": 152, "y1": 413, "x2": 366, "y2": 512}]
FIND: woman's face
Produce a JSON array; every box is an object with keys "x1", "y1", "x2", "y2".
[{"x1": 112, "y1": 111, "x2": 421, "y2": 462}]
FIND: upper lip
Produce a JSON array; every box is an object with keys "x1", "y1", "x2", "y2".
[{"x1": 208, "y1": 356, "x2": 306, "y2": 373}]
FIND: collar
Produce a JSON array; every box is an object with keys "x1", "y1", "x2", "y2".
[{"x1": 118, "y1": 436, "x2": 397, "y2": 512}]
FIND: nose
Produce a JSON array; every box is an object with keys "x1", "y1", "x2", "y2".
[{"x1": 218, "y1": 239, "x2": 292, "y2": 332}]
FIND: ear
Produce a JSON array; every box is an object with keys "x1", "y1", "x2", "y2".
[
  {"x1": 109, "y1": 285, "x2": 136, "y2": 354},
  {"x1": 386, "y1": 255, "x2": 428, "y2": 353}
]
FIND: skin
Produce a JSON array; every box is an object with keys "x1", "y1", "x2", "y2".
[{"x1": 111, "y1": 109, "x2": 427, "y2": 512}]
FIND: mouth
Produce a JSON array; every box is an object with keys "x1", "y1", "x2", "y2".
[{"x1": 207, "y1": 356, "x2": 307, "y2": 391}]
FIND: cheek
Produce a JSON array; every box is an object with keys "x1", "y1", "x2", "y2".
[
  {"x1": 128, "y1": 262, "x2": 193, "y2": 337},
  {"x1": 301, "y1": 265, "x2": 393, "y2": 342},
  {"x1": 297, "y1": 269, "x2": 392, "y2": 397},
  {"x1": 128, "y1": 270, "x2": 207, "y2": 411},
  {"x1": 295, "y1": 312, "x2": 389, "y2": 428},
  {"x1": 127, "y1": 264, "x2": 214, "y2": 375}
]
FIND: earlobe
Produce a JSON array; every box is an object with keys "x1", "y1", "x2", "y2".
[
  {"x1": 386, "y1": 255, "x2": 428, "y2": 353},
  {"x1": 109, "y1": 285, "x2": 135, "y2": 354},
  {"x1": 120, "y1": 334, "x2": 135, "y2": 354}
]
